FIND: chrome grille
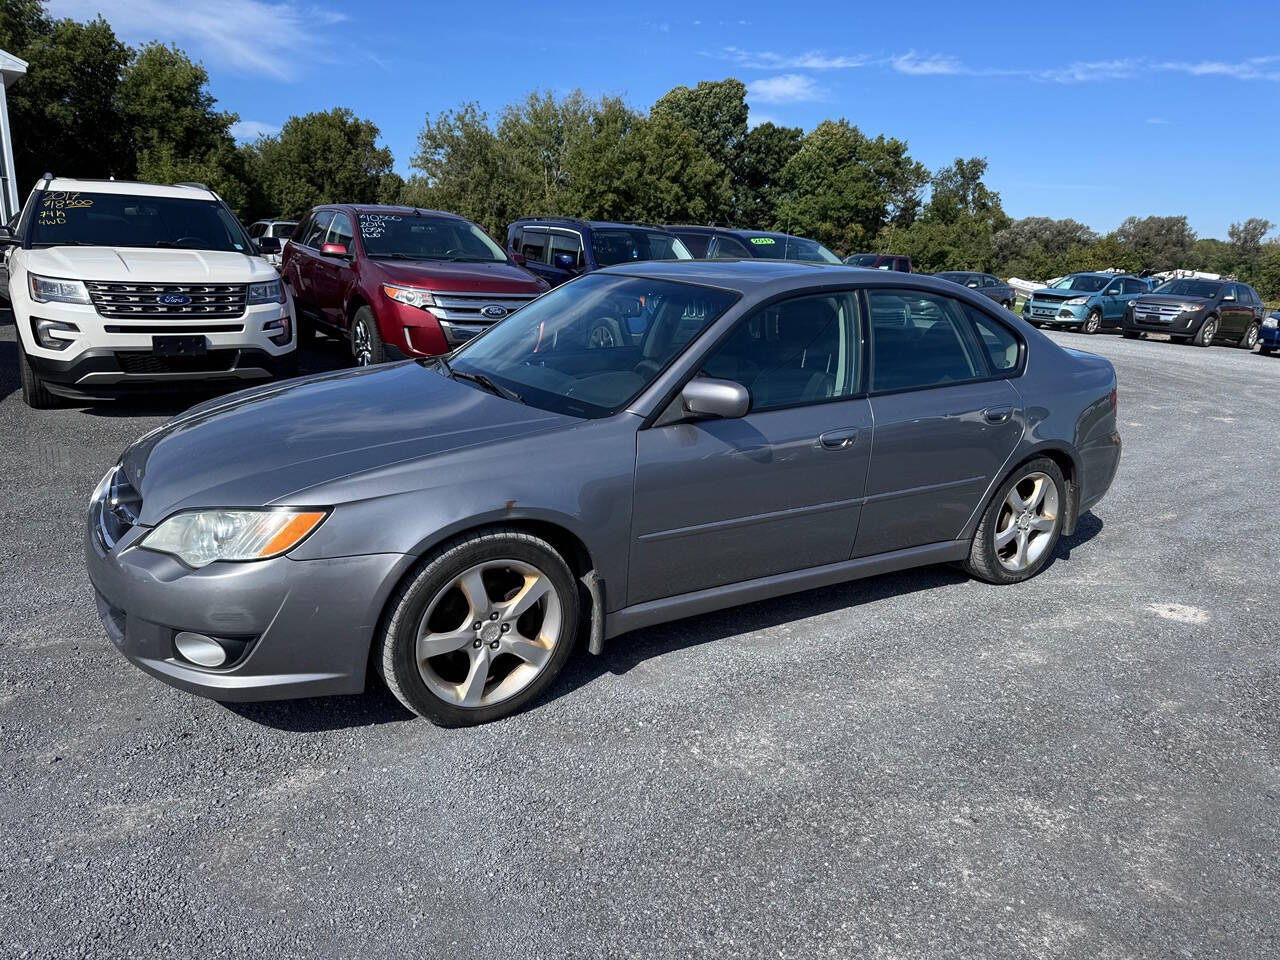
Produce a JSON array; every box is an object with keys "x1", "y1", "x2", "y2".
[
  {"x1": 87, "y1": 282, "x2": 247, "y2": 320},
  {"x1": 430, "y1": 290, "x2": 538, "y2": 324},
  {"x1": 1131, "y1": 302, "x2": 1183, "y2": 316}
]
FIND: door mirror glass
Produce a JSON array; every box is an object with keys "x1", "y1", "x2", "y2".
[
  {"x1": 511, "y1": 251, "x2": 526, "y2": 266},
  {"x1": 681, "y1": 377, "x2": 750, "y2": 420},
  {"x1": 1223, "y1": 291, "x2": 1236, "y2": 301},
  {"x1": 320, "y1": 242, "x2": 349, "y2": 257},
  {"x1": 1104, "y1": 285, "x2": 1121, "y2": 296},
  {"x1": 553, "y1": 252, "x2": 578, "y2": 271}
]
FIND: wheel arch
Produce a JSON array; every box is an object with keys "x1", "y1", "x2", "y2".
[{"x1": 967, "y1": 445, "x2": 1082, "y2": 541}]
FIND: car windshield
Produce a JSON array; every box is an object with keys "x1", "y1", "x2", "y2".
[
  {"x1": 27, "y1": 191, "x2": 251, "y2": 251},
  {"x1": 1049, "y1": 274, "x2": 1109, "y2": 292},
  {"x1": 359, "y1": 213, "x2": 508, "y2": 262},
  {"x1": 446, "y1": 273, "x2": 738, "y2": 419},
  {"x1": 590, "y1": 229, "x2": 693, "y2": 266},
  {"x1": 744, "y1": 235, "x2": 842, "y2": 263},
  {"x1": 1153, "y1": 279, "x2": 1221, "y2": 298}
]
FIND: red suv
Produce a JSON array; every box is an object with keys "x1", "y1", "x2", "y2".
[{"x1": 282, "y1": 205, "x2": 549, "y2": 364}]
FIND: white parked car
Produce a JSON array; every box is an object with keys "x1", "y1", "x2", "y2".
[
  {"x1": 5, "y1": 177, "x2": 297, "y2": 408},
  {"x1": 247, "y1": 218, "x2": 298, "y2": 268}
]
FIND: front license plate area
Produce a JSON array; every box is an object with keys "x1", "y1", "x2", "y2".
[{"x1": 152, "y1": 335, "x2": 207, "y2": 357}]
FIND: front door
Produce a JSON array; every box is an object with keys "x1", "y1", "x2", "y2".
[
  {"x1": 312, "y1": 211, "x2": 356, "y2": 329},
  {"x1": 629, "y1": 291, "x2": 871, "y2": 604},
  {"x1": 854, "y1": 288, "x2": 1024, "y2": 558}
]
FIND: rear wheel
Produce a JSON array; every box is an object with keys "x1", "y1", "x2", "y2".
[
  {"x1": 1239, "y1": 322, "x2": 1260, "y2": 350},
  {"x1": 1083, "y1": 308, "x2": 1103, "y2": 334},
  {"x1": 1194, "y1": 315, "x2": 1218, "y2": 347},
  {"x1": 17, "y1": 337, "x2": 57, "y2": 409},
  {"x1": 376, "y1": 528, "x2": 580, "y2": 726},
  {"x1": 964, "y1": 458, "x2": 1065, "y2": 585},
  {"x1": 349, "y1": 306, "x2": 384, "y2": 366}
]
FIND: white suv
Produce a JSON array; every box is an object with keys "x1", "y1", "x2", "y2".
[{"x1": 5, "y1": 177, "x2": 297, "y2": 408}]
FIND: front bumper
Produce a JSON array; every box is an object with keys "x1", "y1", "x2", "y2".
[
  {"x1": 1122, "y1": 308, "x2": 1205, "y2": 335},
  {"x1": 85, "y1": 506, "x2": 413, "y2": 702},
  {"x1": 1025, "y1": 300, "x2": 1086, "y2": 324},
  {"x1": 1258, "y1": 323, "x2": 1280, "y2": 349},
  {"x1": 32, "y1": 347, "x2": 296, "y2": 398}
]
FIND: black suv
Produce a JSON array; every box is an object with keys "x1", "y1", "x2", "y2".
[
  {"x1": 506, "y1": 218, "x2": 692, "y2": 287},
  {"x1": 666, "y1": 226, "x2": 842, "y2": 263},
  {"x1": 1124, "y1": 277, "x2": 1265, "y2": 348}
]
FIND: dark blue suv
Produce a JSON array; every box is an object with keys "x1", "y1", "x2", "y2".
[{"x1": 505, "y1": 218, "x2": 693, "y2": 287}]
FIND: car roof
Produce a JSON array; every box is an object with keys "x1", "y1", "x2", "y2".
[
  {"x1": 666, "y1": 225, "x2": 813, "y2": 242},
  {"x1": 516, "y1": 217, "x2": 676, "y2": 232},
  {"x1": 317, "y1": 204, "x2": 469, "y2": 220},
  {"x1": 38, "y1": 178, "x2": 218, "y2": 201}
]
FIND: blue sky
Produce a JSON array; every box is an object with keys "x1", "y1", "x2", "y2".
[{"x1": 47, "y1": 0, "x2": 1280, "y2": 239}]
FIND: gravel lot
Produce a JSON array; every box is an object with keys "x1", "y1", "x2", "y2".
[{"x1": 2, "y1": 313, "x2": 1278, "y2": 959}]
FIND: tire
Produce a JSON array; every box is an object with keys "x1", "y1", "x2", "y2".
[
  {"x1": 1261, "y1": 344, "x2": 1274, "y2": 356},
  {"x1": 1122, "y1": 330, "x2": 1142, "y2": 340},
  {"x1": 17, "y1": 336, "x2": 58, "y2": 409},
  {"x1": 376, "y1": 528, "x2": 581, "y2": 726},
  {"x1": 349, "y1": 305, "x2": 384, "y2": 366},
  {"x1": 1028, "y1": 319, "x2": 1043, "y2": 328},
  {"x1": 586, "y1": 317, "x2": 623, "y2": 349},
  {"x1": 1001, "y1": 300, "x2": 1013, "y2": 312},
  {"x1": 964, "y1": 457, "x2": 1066, "y2": 585},
  {"x1": 1193, "y1": 315, "x2": 1218, "y2": 347},
  {"x1": 1083, "y1": 308, "x2": 1102, "y2": 335},
  {"x1": 1239, "y1": 322, "x2": 1260, "y2": 350}
]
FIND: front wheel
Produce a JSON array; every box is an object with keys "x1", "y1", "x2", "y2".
[
  {"x1": 964, "y1": 458, "x2": 1066, "y2": 585},
  {"x1": 376, "y1": 528, "x2": 581, "y2": 726},
  {"x1": 1239, "y1": 322, "x2": 1260, "y2": 350},
  {"x1": 1194, "y1": 315, "x2": 1218, "y2": 347},
  {"x1": 1083, "y1": 308, "x2": 1103, "y2": 334},
  {"x1": 349, "y1": 306, "x2": 385, "y2": 366},
  {"x1": 17, "y1": 337, "x2": 58, "y2": 409}
]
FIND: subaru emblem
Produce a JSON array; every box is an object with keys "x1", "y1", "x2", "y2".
[
  {"x1": 158, "y1": 293, "x2": 192, "y2": 306},
  {"x1": 481, "y1": 304, "x2": 508, "y2": 320}
]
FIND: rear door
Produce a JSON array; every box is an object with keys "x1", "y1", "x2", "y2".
[
  {"x1": 854, "y1": 287, "x2": 1023, "y2": 557},
  {"x1": 1220, "y1": 284, "x2": 1248, "y2": 336},
  {"x1": 629, "y1": 290, "x2": 872, "y2": 603},
  {"x1": 288, "y1": 210, "x2": 333, "y2": 315}
]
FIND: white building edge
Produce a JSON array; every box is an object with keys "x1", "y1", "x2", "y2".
[{"x1": 0, "y1": 48, "x2": 27, "y2": 223}]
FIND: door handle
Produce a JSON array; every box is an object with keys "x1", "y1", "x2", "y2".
[
  {"x1": 819, "y1": 428, "x2": 859, "y2": 449},
  {"x1": 983, "y1": 406, "x2": 1013, "y2": 424}
]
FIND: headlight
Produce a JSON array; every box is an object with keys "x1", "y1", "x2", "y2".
[
  {"x1": 141, "y1": 508, "x2": 327, "y2": 568},
  {"x1": 1180, "y1": 303, "x2": 1203, "y2": 313},
  {"x1": 1064, "y1": 297, "x2": 1088, "y2": 306},
  {"x1": 29, "y1": 273, "x2": 90, "y2": 304},
  {"x1": 247, "y1": 279, "x2": 284, "y2": 304},
  {"x1": 90, "y1": 464, "x2": 118, "y2": 507},
  {"x1": 382, "y1": 284, "x2": 436, "y2": 309},
  {"x1": 1264, "y1": 316, "x2": 1278, "y2": 328}
]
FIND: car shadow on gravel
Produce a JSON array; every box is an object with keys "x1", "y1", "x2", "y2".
[
  {"x1": 225, "y1": 513, "x2": 1104, "y2": 732},
  {"x1": 0, "y1": 339, "x2": 17, "y2": 403}
]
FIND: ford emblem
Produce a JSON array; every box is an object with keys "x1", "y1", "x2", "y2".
[
  {"x1": 158, "y1": 293, "x2": 192, "y2": 306},
  {"x1": 481, "y1": 304, "x2": 509, "y2": 320}
]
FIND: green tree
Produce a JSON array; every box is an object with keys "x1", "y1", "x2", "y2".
[
  {"x1": 118, "y1": 42, "x2": 236, "y2": 162},
  {"x1": 1112, "y1": 215, "x2": 1195, "y2": 271},
  {"x1": 408, "y1": 102, "x2": 510, "y2": 233},
  {"x1": 735, "y1": 121, "x2": 802, "y2": 228},
  {"x1": 773, "y1": 119, "x2": 927, "y2": 253},
  {"x1": 993, "y1": 216, "x2": 1097, "y2": 278},
  {"x1": 253, "y1": 108, "x2": 393, "y2": 218}
]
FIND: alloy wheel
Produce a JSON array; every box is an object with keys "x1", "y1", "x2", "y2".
[
  {"x1": 1085, "y1": 310, "x2": 1101, "y2": 334},
  {"x1": 1199, "y1": 318, "x2": 1217, "y2": 345},
  {"x1": 994, "y1": 472, "x2": 1060, "y2": 573},
  {"x1": 1244, "y1": 324, "x2": 1260, "y2": 349},
  {"x1": 414, "y1": 559, "x2": 563, "y2": 709},
  {"x1": 352, "y1": 317, "x2": 373, "y2": 365}
]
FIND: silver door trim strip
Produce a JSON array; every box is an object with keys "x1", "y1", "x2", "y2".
[{"x1": 637, "y1": 495, "x2": 866, "y2": 543}]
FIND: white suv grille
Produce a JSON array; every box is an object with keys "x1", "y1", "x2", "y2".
[{"x1": 87, "y1": 282, "x2": 248, "y2": 320}]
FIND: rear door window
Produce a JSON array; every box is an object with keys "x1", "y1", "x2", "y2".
[
  {"x1": 675, "y1": 232, "x2": 710, "y2": 258},
  {"x1": 867, "y1": 289, "x2": 989, "y2": 393},
  {"x1": 712, "y1": 234, "x2": 752, "y2": 258},
  {"x1": 521, "y1": 228, "x2": 548, "y2": 263},
  {"x1": 302, "y1": 211, "x2": 334, "y2": 248},
  {"x1": 549, "y1": 231, "x2": 584, "y2": 268},
  {"x1": 326, "y1": 212, "x2": 355, "y2": 251}
]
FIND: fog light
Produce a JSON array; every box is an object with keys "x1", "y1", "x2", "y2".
[
  {"x1": 31, "y1": 316, "x2": 80, "y2": 350},
  {"x1": 174, "y1": 631, "x2": 228, "y2": 667},
  {"x1": 264, "y1": 313, "x2": 292, "y2": 346}
]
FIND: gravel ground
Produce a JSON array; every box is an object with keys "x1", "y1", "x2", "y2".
[{"x1": 1, "y1": 315, "x2": 1278, "y2": 959}]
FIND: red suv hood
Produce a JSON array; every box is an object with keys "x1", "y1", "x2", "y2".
[{"x1": 369, "y1": 258, "x2": 548, "y2": 293}]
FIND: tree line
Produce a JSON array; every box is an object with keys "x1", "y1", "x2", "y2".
[{"x1": 3, "y1": 1, "x2": 1278, "y2": 298}]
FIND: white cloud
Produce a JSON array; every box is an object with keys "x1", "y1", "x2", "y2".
[
  {"x1": 719, "y1": 46, "x2": 871, "y2": 70},
  {"x1": 230, "y1": 119, "x2": 280, "y2": 141},
  {"x1": 746, "y1": 74, "x2": 828, "y2": 104},
  {"x1": 1145, "y1": 116, "x2": 1172, "y2": 125},
  {"x1": 46, "y1": 0, "x2": 347, "y2": 80}
]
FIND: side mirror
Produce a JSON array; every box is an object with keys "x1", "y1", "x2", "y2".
[
  {"x1": 1104, "y1": 287, "x2": 1120, "y2": 296},
  {"x1": 681, "y1": 376, "x2": 750, "y2": 420},
  {"x1": 511, "y1": 251, "x2": 526, "y2": 266},
  {"x1": 320, "y1": 242, "x2": 349, "y2": 258},
  {"x1": 257, "y1": 235, "x2": 281, "y2": 255},
  {"x1": 966, "y1": 280, "x2": 980, "y2": 288},
  {"x1": 553, "y1": 252, "x2": 578, "y2": 271}
]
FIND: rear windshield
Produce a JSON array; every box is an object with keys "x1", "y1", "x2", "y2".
[
  {"x1": 743, "y1": 235, "x2": 841, "y2": 263},
  {"x1": 1152, "y1": 278, "x2": 1221, "y2": 298},
  {"x1": 26, "y1": 191, "x2": 251, "y2": 252},
  {"x1": 591, "y1": 230, "x2": 692, "y2": 266}
]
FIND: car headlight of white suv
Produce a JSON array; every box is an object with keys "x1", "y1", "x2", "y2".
[
  {"x1": 141, "y1": 508, "x2": 327, "y2": 568},
  {"x1": 247, "y1": 279, "x2": 285, "y2": 304},
  {"x1": 29, "y1": 274, "x2": 90, "y2": 304}
]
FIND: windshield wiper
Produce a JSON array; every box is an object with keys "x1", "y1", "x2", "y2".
[{"x1": 449, "y1": 368, "x2": 524, "y2": 404}]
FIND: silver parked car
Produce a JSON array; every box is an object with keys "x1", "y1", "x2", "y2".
[{"x1": 86, "y1": 261, "x2": 1121, "y2": 726}]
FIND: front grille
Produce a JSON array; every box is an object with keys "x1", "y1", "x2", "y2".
[
  {"x1": 1032, "y1": 292, "x2": 1072, "y2": 304},
  {"x1": 115, "y1": 350, "x2": 238, "y2": 375},
  {"x1": 1131, "y1": 302, "x2": 1182, "y2": 317},
  {"x1": 430, "y1": 290, "x2": 539, "y2": 325},
  {"x1": 87, "y1": 282, "x2": 247, "y2": 320},
  {"x1": 97, "y1": 466, "x2": 142, "y2": 550}
]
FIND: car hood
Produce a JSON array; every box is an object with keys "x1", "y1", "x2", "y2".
[
  {"x1": 23, "y1": 246, "x2": 277, "y2": 283},
  {"x1": 1031, "y1": 285, "x2": 1098, "y2": 298},
  {"x1": 369, "y1": 258, "x2": 548, "y2": 293},
  {"x1": 1133, "y1": 294, "x2": 1211, "y2": 306},
  {"x1": 120, "y1": 362, "x2": 574, "y2": 524}
]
